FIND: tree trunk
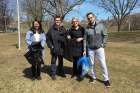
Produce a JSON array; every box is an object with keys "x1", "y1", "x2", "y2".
[
  {"x1": 117, "y1": 23, "x2": 120, "y2": 32},
  {"x1": 117, "y1": 20, "x2": 122, "y2": 32}
]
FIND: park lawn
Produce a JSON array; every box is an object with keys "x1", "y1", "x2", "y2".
[{"x1": 0, "y1": 32, "x2": 140, "y2": 93}]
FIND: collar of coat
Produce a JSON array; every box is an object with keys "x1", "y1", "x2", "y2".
[
  {"x1": 87, "y1": 21, "x2": 97, "y2": 29},
  {"x1": 53, "y1": 24, "x2": 64, "y2": 31}
]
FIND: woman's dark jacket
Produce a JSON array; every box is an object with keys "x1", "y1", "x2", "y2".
[
  {"x1": 46, "y1": 25, "x2": 67, "y2": 56},
  {"x1": 69, "y1": 26, "x2": 85, "y2": 57}
]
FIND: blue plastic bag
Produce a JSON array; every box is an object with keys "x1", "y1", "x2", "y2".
[{"x1": 77, "y1": 56, "x2": 90, "y2": 77}]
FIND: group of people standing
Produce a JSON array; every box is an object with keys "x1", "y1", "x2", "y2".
[{"x1": 25, "y1": 12, "x2": 111, "y2": 88}]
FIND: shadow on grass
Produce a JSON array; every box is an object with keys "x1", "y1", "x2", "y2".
[
  {"x1": 63, "y1": 66, "x2": 73, "y2": 75},
  {"x1": 41, "y1": 65, "x2": 73, "y2": 77},
  {"x1": 41, "y1": 65, "x2": 51, "y2": 76},
  {"x1": 22, "y1": 67, "x2": 32, "y2": 79},
  {"x1": 11, "y1": 43, "x2": 19, "y2": 49},
  {"x1": 96, "y1": 78, "x2": 105, "y2": 84},
  {"x1": 22, "y1": 65, "x2": 105, "y2": 85},
  {"x1": 84, "y1": 74, "x2": 104, "y2": 84},
  {"x1": 22, "y1": 65, "x2": 73, "y2": 79}
]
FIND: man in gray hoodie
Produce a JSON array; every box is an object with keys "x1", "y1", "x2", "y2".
[{"x1": 83, "y1": 12, "x2": 111, "y2": 88}]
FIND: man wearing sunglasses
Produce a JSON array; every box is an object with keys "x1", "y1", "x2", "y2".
[{"x1": 83, "y1": 12, "x2": 111, "y2": 88}]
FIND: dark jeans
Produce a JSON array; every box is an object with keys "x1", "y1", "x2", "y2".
[
  {"x1": 72, "y1": 56, "x2": 82, "y2": 77},
  {"x1": 51, "y1": 54, "x2": 64, "y2": 76},
  {"x1": 31, "y1": 63, "x2": 41, "y2": 77}
]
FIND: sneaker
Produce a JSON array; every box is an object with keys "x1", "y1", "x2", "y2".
[
  {"x1": 89, "y1": 78, "x2": 96, "y2": 84},
  {"x1": 37, "y1": 76, "x2": 42, "y2": 80},
  {"x1": 104, "y1": 80, "x2": 111, "y2": 88},
  {"x1": 51, "y1": 75, "x2": 56, "y2": 80}
]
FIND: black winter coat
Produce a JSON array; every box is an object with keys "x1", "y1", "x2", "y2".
[
  {"x1": 46, "y1": 25, "x2": 67, "y2": 56},
  {"x1": 69, "y1": 26, "x2": 85, "y2": 57}
]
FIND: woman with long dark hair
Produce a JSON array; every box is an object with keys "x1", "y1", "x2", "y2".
[{"x1": 25, "y1": 19, "x2": 46, "y2": 80}]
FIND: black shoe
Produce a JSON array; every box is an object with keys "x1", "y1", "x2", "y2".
[
  {"x1": 51, "y1": 75, "x2": 56, "y2": 80},
  {"x1": 32, "y1": 77, "x2": 36, "y2": 81},
  {"x1": 37, "y1": 76, "x2": 42, "y2": 80},
  {"x1": 71, "y1": 74, "x2": 77, "y2": 80},
  {"x1": 89, "y1": 78, "x2": 96, "y2": 84},
  {"x1": 76, "y1": 76, "x2": 84, "y2": 81},
  {"x1": 58, "y1": 73, "x2": 66, "y2": 78},
  {"x1": 104, "y1": 80, "x2": 111, "y2": 88}
]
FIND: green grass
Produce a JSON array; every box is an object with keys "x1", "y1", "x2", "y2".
[{"x1": 0, "y1": 32, "x2": 140, "y2": 93}]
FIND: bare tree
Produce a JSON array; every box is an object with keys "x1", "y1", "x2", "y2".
[
  {"x1": 99, "y1": 0, "x2": 138, "y2": 32},
  {"x1": 43, "y1": 0, "x2": 84, "y2": 20},
  {"x1": 23, "y1": 0, "x2": 85, "y2": 22},
  {"x1": 24, "y1": 0, "x2": 44, "y2": 22},
  {"x1": 0, "y1": 0, "x2": 6, "y2": 32},
  {"x1": 0, "y1": 0, "x2": 13, "y2": 32}
]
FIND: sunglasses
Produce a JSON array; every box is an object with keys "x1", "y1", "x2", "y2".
[{"x1": 87, "y1": 17, "x2": 93, "y2": 20}]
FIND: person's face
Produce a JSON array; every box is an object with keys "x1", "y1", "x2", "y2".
[
  {"x1": 87, "y1": 14, "x2": 96, "y2": 23},
  {"x1": 55, "y1": 18, "x2": 61, "y2": 26},
  {"x1": 34, "y1": 21, "x2": 40, "y2": 30},
  {"x1": 72, "y1": 19, "x2": 79, "y2": 27}
]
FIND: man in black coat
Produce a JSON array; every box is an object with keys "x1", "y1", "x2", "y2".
[{"x1": 46, "y1": 16, "x2": 67, "y2": 80}]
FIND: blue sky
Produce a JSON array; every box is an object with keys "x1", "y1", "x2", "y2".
[
  {"x1": 65, "y1": 1, "x2": 140, "y2": 21},
  {"x1": 65, "y1": 2, "x2": 111, "y2": 21},
  {"x1": 7, "y1": 0, "x2": 111, "y2": 21},
  {"x1": 8, "y1": 0, "x2": 140, "y2": 21}
]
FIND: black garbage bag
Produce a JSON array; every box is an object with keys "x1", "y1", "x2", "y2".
[
  {"x1": 24, "y1": 42, "x2": 44, "y2": 65},
  {"x1": 24, "y1": 50, "x2": 33, "y2": 64}
]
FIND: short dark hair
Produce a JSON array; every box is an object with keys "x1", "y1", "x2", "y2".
[
  {"x1": 86, "y1": 12, "x2": 96, "y2": 18},
  {"x1": 54, "y1": 15, "x2": 62, "y2": 21}
]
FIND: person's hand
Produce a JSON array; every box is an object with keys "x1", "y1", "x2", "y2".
[
  {"x1": 83, "y1": 51, "x2": 86, "y2": 56},
  {"x1": 51, "y1": 46, "x2": 56, "y2": 54},
  {"x1": 67, "y1": 35, "x2": 71, "y2": 39},
  {"x1": 51, "y1": 46, "x2": 54, "y2": 49},
  {"x1": 102, "y1": 44, "x2": 106, "y2": 48},
  {"x1": 76, "y1": 37, "x2": 83, "y2": 42}
]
